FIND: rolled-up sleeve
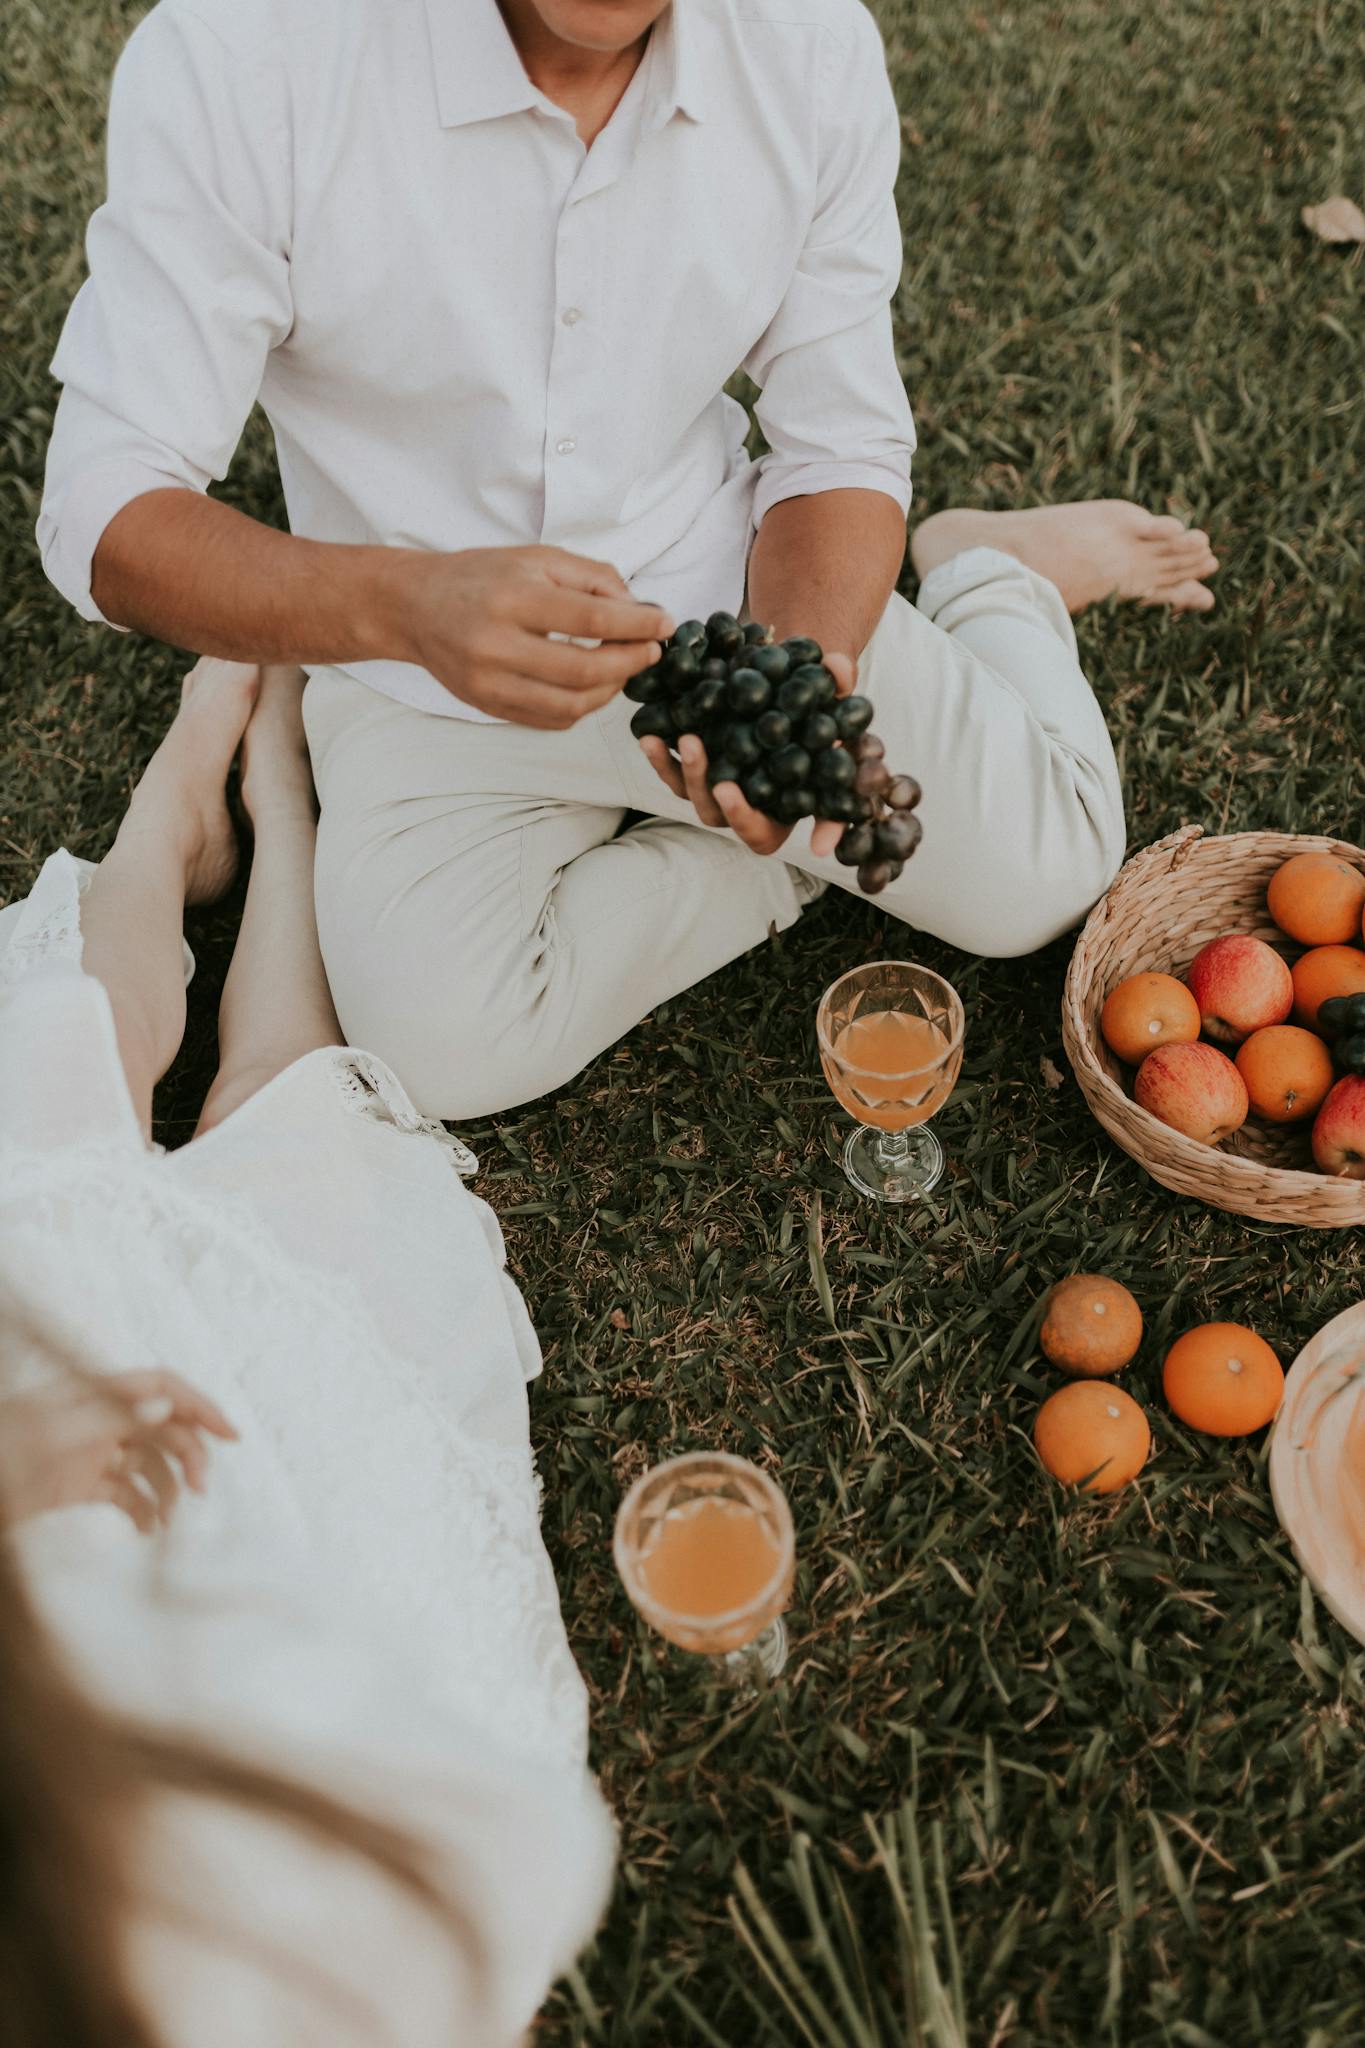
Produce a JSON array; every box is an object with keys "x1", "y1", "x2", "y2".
[
  {"x1": 745, "y1": 5, "x2": 914, "y2": 528},
  {"x1": 37, "y1": 3, "x2": 293, "y2": 625}
]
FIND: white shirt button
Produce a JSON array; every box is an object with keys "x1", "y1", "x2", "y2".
[
  {"x1": 555, "y1": 436, "x2": 577, "y2": 455},
  {"x1": 561, "y1": 306, "x2": 583, "y2": 326}
]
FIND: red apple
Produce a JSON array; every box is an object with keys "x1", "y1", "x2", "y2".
[
  {"x1": 1184, "y1": 934, "x2": 1293, "y2": 1044},
  {"x1": 1135, "y1": 1041, "x2": 1250, "y2": 1145},
  {"x1": 1311, "y1": 1076, "x2": 1365, "y2": 1179}
]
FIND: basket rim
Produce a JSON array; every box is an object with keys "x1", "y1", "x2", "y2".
[{"x1": 1062, "y1": 825, "x2": 1365, "y2": 1212}]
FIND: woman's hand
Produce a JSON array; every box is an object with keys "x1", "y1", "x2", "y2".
[
  {"x1": 639, "y1": 649, "x2": 857, "y2": 857},
  {"x1": 0, "y1": 1371, "x2": 238, "y2": 1532}
]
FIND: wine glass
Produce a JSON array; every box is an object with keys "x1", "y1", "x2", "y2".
[
  {"x1": 614, "y1": 1451, "x2": 795, "y2": 1686},
  {"x1": 817, "y1": 961, "x2": 965, "y2": 1202}
]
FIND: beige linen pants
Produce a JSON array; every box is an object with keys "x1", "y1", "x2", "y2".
[{"x1": 304, "y1": 546, "x2": 1125, "y2": 1119}]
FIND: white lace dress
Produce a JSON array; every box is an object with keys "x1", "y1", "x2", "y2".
[{"x1": 0, "y1": 851, "x2": 614, "y2": 2046}]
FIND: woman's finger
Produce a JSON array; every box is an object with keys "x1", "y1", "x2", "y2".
[
  {"x1": 109, "y1": 1370, "x2": 238, "y2": 1441},
  {"x1": 125, "y1": 1445, "x2": 179, "y2": 1525},
  {"x1": 96, "y1": 1473, "x2": 159, "y2": 1534},
  {"x1": 809, "y1": 818, "x2": 844, "y2": 861},
  {"x1": 155, "y1": 1420, "x2": 210, "y2": 1493},
  {"x1": 676, "y1": 736, "x2": 728, "y2": 828}
]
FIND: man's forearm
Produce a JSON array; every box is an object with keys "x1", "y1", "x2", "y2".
[
  {"x1": 745, "y1": 488, "x2": 906, "y2": 662},
  {"x1": 92, "y1": 489, "x2": 411, "y2": 663}
]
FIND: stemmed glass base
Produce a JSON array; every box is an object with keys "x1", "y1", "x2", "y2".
[
  {"x1": 841, "y1": 1124, "x2": 944, "y2": 1203},
  {"x1": 718, "y1": 1615, "x2": 788, "y2": 1690}
]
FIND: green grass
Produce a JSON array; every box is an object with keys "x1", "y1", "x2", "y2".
[{"x1": 3, "y1": 0, "x2": 1365, "y2": 2041}]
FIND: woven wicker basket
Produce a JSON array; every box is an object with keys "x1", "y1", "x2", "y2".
[{"x1": 1062, "y1": 826, "x2": 1365, "y2": 1226}]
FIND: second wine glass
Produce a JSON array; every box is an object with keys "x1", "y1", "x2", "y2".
[{"x1": 817, "y1": 961, "x2": 965, "y2": 1202}]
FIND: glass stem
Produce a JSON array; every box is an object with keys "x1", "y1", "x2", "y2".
[{"x1": 875, "y1": 1128, "x2": 913, "y2": 1168}]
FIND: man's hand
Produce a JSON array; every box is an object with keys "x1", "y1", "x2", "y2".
[
  {"x1": 394, "y1": 545, "x2": 674, "y2": 729},
  {"x1": 640, "y1": 649, "x2": 857, "y2": 856},
  {"x1": 0, "y1": 1371, "x2": 239, "y2": 1532}
]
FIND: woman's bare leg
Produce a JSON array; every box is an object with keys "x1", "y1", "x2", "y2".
[
  {"x1": 194, "y1": 667, "x2": 341, "y2": 1137},
  {"x1": 79, "y1": 661, "x2": 259, "y2": 1134}
]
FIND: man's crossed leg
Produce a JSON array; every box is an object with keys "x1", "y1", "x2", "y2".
[{"x1": 304, "y1": 511, "x2": 1205, "y2": 1121}]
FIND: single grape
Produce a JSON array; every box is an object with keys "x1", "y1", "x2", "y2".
[
  {"x1": 674, "y1": 619, "x2": 707, "y2": 649},
  {"x1": 754, "y1": 709, "x2": 792, "y2": 750},
  {"x1": 857, "y1": 857, "x2": 896, "y2": 894},
  {"x1": 725, "y1": 667, "x2": 771, "y2": 717},
  {"x1": 810, "y1": 668, "x2": 839, "y2": 709},
  {"x1": 770, "y1": 744, "x2": 812, "y2": 787},
  {"x1": 834, "y1": 695, "x2": 874, "y2": 739},
  {"x1": 874, "y1": 812, "x2": 922, "y2": 861},
  {"x1": 743, "y1": 765, "x2": 779, "y2": 809},
  {"x1": 690, "y1": 676, "x2": 726, "y2": 720},
  {"x1": 850, "y1": 795, "x2": 873, "y2": 822},
  {"x1": 699, "y1": 655, "x2": 729, "y2": 680},
  {"x1": 1337, "y1": 1031, "x2": 1365, "y2": 1075},
  {"x1": 624, "y1": 667, "x2": 664, "y2": 704},
  {"x1": 774, "y1": 787, "x2": 810, "y2": 822},
  {"x1": 817, "y1": 792, "x2": 857, "y2": 823},
  {"x1": 854, "y1": 758, "x2": 891, "y2": 798},
  {"x1": 814, "y1": 747, "x2": 857, "y2": 789},
  {"x1": 1318, "y1": 995, "x2": 1359, "y2": 1040},
  {"x1": 782, "y1": 636, "x2": 823, "y2": 666},
  {"x1": 885, "y1": 774, "x2": 922, "y2": 811},
  {"x1": 707, "y1": 758, "x2": 742, "y2": 788},
  {"x1": 835, "y1": 822, "x2": 876, "y2": 867},
  {"x1": 706, "y1": 612, "x2": 743, "y2": 657},
  {"x1": 630, "y1": 702, "x2": 676, "y2": 743},
  {"x1": 849, "y1": 732, "x2": 886, "y2": 764},
  {"x1": 661, "y1": 645, "x2": 700, "y2": 687},
  {"x1": 800, "y1": 712, "x2": 839, "y2": 752},
  {"x1": 722, "y1": 722, "x2": 763, "y2": 770},
  {"x1": 777, "y1": 673, "x2": 820, "y2": 721},
  {"x1": 742, "y1": 621, "x2": 770, "y2": 645},
  {"x1": 750, "y1": 644, "x2": 790, "y2": 682}
]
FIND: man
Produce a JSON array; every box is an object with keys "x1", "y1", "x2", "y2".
[{"x1": 40, "y1": 0, "x2": 1218, "y2": 1118}]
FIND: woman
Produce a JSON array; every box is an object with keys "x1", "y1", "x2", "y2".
[{"x1": 0, "y1": 663, "x2": 613, "y2": 2044}]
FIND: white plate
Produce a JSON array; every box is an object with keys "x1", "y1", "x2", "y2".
[{"x1": 1268, "y1": 1300, "x2": 1365, "y2": 1647}]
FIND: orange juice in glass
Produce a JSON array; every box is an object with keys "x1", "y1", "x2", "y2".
[
  {"x1": 818, "y1": 962, "x2": 965, "y2": 1201},
  {"x1": 614, "y1": 1452, "x2": 795, "y2": 1683}
]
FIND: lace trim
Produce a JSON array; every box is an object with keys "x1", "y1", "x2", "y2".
[
  {"x1": 337, "y1": 1055, "x2": 479, "y2": 1175},
  {"x1": 0, "y1": 850, "x2": 88, "y2": 988}
]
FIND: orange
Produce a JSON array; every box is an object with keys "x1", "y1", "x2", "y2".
[
  {"x1": 1267, "y1": 853, "x2": 1365, "y2": 946},
  {"x1": 1234, "y1": 1024, "x2": 1336, "y2": 1124},
  {"x1": 1162, "y1": 1322, "x2": 1284, "y2": 1436},
  {"x1": 1099, "y1": 972, "x2": 1201, "y2": 1066},
  {"x1": 1033, "y1": 1382, "x2": 1150, "y2": 1494},
  {"x1": 1291, "y1": 945, "x2": 1365, "y2": 1031},
  {"x1": 1040, "y1": 1275, "x2": 1143, "y2": 1377}
]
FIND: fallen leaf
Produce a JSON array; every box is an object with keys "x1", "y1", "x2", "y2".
[
  {"x1": 610, "y1": 1308, "x2": 629, "y2": 1331},
  {"x1": 1040, "y1": 1056, "x2": 1066, "y2": 1093},
  {"x1": 1301, "y1": 197, "x2": 1365, "y2": 244}
]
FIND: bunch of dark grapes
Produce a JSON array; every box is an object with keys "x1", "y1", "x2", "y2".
[{"x1": 625, "y1": 614, "x2": 922, "y2": 894}]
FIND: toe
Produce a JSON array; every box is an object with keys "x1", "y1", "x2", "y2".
[{"x1": 1164, "y1": 580, "x2": 1217, "y2": 613}]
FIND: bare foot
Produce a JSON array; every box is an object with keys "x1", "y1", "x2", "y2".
[
  {"x1": 910, "y1": 501, "x2": 1220, "y2": 615},
  {"x1": 238, "y1": 664, "x2": 316, "y2": 826},
  {"x1": 119, "y1": 659, "x2": 260, "y2": 905}
]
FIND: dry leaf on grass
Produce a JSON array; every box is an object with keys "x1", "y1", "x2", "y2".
[
  {"x1": 1040, "y1": 1055, "x2": 1067, "y2": 1093},
  {"x1": 1300, "y1": 197, "x2": 1365, "y2": 244}
]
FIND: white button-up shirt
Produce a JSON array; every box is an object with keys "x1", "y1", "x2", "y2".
[{"x1": 39, "y1": 0, "x2": 915, "y2": 720}]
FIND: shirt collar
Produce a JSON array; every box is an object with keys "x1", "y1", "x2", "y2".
[{"x1": 423, "y1": 0, "x2": 706, "y2": 131}]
